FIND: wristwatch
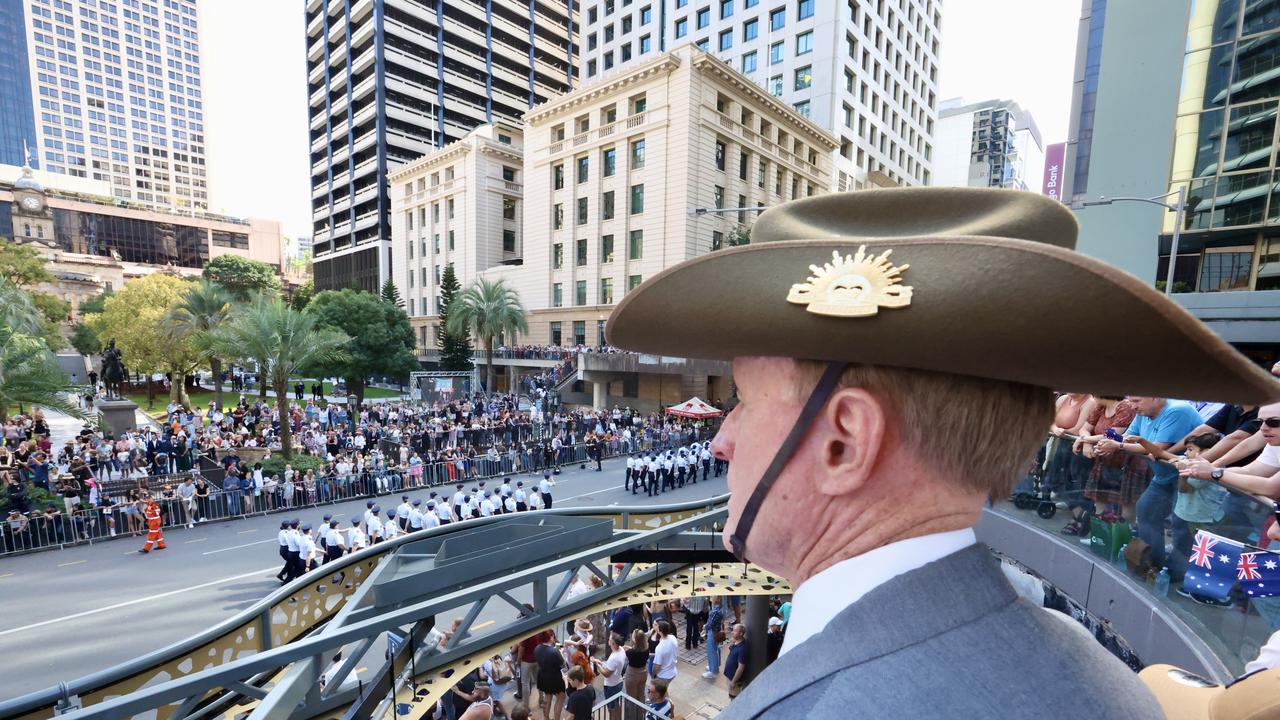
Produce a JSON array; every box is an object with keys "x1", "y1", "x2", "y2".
[{"x1": 1210, "y1": 468, "x2": 1225, "y2": 481}]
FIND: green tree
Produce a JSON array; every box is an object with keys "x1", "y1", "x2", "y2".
[
  {"x1": 0, "y1": 278, "x2": 85, "y2": 423},
  {"x1": 202, "y1": 254, "x2": 281, "y2": 299},
  {"x1": 445, "y1": 277, "x2": 527, "y2": 392},
  {"x1": 165, "y1": 279, "x2": 233, "y2": 411},
  {"x1": 436, "y1": 263, "x2": 472, "y2": 371},
  {"x1": 0, "y1": 238, "x2": 69, "y2": 349},
  {"x1": 380, "y1": 278, "x2": 403, "y2": 307},
  {"x1": 307, "y1": 289, "x2": 417, "y2": 405},
  {"x1": 87, "y1": 273, "x2": 199, "y2": 407},
  {"x1": 210, "y1": 294, "x2": 349, "y2": 458},
  {"x1": 727, "y1": 227, "x2": 751, "y2": 247},
  {"x1": 69, "y1": 290, "x2": 112, "y2": 356},
  {"x1": 289, "y1": 278, "x2": 315, "y2": 311}
]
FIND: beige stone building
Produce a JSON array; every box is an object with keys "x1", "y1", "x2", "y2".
[{"x1": 388, "y1": 123, "x2": 525, "y2": 353}]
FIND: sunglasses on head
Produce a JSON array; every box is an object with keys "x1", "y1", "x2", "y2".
[{"x1": 1264, "y1": 417, "x2": 1280, "y2": 428}]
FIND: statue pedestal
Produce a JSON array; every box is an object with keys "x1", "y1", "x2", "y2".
[{"x1": 98, "y1": 398, "x2": 140, "y2": 438}]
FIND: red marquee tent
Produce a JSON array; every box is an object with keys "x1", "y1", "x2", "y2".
[{"x1": 665, "y1": 397, "x2": 724, "y2": 419}]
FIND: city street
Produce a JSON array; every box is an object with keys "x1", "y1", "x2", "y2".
[{"x1": 0, "y1": 455, "x2": 728, "y2": 701}]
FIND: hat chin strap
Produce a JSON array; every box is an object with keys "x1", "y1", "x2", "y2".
[{"x1": 728, "y1": 361, "x2": 848, "y2": 563}]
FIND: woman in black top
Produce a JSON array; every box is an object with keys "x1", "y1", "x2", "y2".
[
  {"x1": 533, "y1": 636, "x2": 566, "y2": 720},
  {"x1": 623, "y1": 629, "x2": 649, "y2": 720}
]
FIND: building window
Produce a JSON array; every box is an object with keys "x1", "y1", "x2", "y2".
[
  {"x1": 742, "y1": 50, "x2": 757, "y2": 74},
  {"x1": 641, "y1": 5, "x2": 652, "y2": 23},
  {"x1": 719, "y1": 29, "x2": 732, "y2": 51},
  {"x1": 797, "y1": 0, "x2": 813, "y2": 19},
  {"x1": 601, "y1": 278, "x2": 614, "y2": 304},
  {"x1": 631, "y1": 138, "x2": 646, "y2": 168},
  {"x1": 447, "y1": 198, "x2": 454, "y2": 219},
  {"x1": 631, "y1": 94, "x2": 647, "y2": 114},
  {"x1": 721, "y1": 0, "x2": 733, "y2": 18},
  {"x1": 1200, "y1": 250, "x2": 1253, "y2": 291},
  {"x1": 622, "y1": 16, "x2": 632, "y2": 33},
  {"x1": 589, "y1": 6, "x2": 598, "y2": 23},
  {"x1": 793, "y1": 100, "x2": 810, "y2": 118},
  {"x1": 697, "y1": 37, "x2": 710, "y2": 50},
  {"x1": 712, "y1": 230, "x2": 724, "y2": 250},
  {"x1": 603, "y1": 190, "x2": 616, "y2": 219},
  {"x1": 503, "y1": 166, "x2": 517, "y2": 181},
  {"x1": 448, "y1": 230, "x2": 455, "y2": 250},
  {"x1": 743, "y1": 17, "x2": 759, "y2": 41},
  {"x1": 554, "y1": 203, "x2": 564, "y2": 229},
  {"x1": 434, "y1": 234, "x2": 441, "y2": 252},
  {"x1": 675, "y1": 17, "x2": 688, "y2": 38},
  {"x1": 714, "y1": 185, "x2": 725, "y2": 208},
  {"x1": 603, "y1": 147, "x2": 617, "y2": 176},
  {"x1": 628, "y1": 229, "x2": 644, "y2": 259},
  {"x1": 575, "y1": 281, "x2": 587, "y2": 306},
  {"x1": 550, "y1": 321, "x2": 562, "y2": 345},
  {"x1": 503, "y1": 229, "x2": 516, "y2": 252},
  {"x1": 794, "y1": 65, "x2": 812, "y2": 90},
  {"x1": 621, "y1": 42, "x2": 633, "y2": 61},
  {"x1": 604, "y1": 51, "x2": 614, "y2": 70},
  {"x1": 715, "y1": 140, "x2": 726, "y2": 170},
  {"x1": 738, "y1": 193, "x2": 747, "y2": 223},
  {"x1": 577, "y1": 197, "x2": 589, "y2": 225},
  {"x1": 770, "y1": 7, "x2": 785, "y2": 30},
  {"x1": 627, "y1": 274, "x2": 642, "y2": 291},
  {"x1": 630, "y1": 184, "x2": 645, "y2": 214},
  {"x1": 573, "y1": 320, "x2": 586, "y2": 346},
  {"x1": 553, "y1": 283, "x2": 563, "y2": 307},
  {"x1": 553, "y1": 242, "x2": 564, "y2": 268},
  {"x1": 796, "y1": 30, "x2": 812, "y2": 55},
  {"x1": 553, "y1": 163, "x2": 564, "y2": 189},
  {"x1": 697, "y1": 7, "x2": 710, "y2": 28},
  {"x1": 739, "y1": 151, "x2": 750, "y2": 179},
  {"x1": 577, "y1": 237, "x2": 588, "y2": 265},
  {"x1": 605, "y1": 24, "x2": 614, "y2": 42},
  {"x1": 577, "y1": 156, "x2": 589, "y2": 183},
  {"x1": 503, "y1": 197, "x2": 517, "y2": 220},
  {"x1": 640, "y1": 34, "x2": 651, "y2": 53},
  {"x1": 498, "y1": 133, "x2": 512, "y2": 144},
  {"x1": 601, "y1": 234, "x2": 615, "y2": 262},
  {"x1": 409, "y1": 298, "x2": 415, "y2": 316},
  {"x1": 769, "y1": 40, "x2": 784, "y2": 65},
  {"x1": 768, "y1": 75, "x2": 782, "y2": 96}
]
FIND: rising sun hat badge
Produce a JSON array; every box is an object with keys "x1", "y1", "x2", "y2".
[{"x1": 786, "y1": 247, "x2": 914, "y2": 317}]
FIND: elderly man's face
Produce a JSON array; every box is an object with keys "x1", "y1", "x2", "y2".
[
  {"x1": 710, "y1": 357, "x2": 819, "y2": 571},
  {"x1": 1127, "y1": 396, "x2": 1165, "y2": 418}
]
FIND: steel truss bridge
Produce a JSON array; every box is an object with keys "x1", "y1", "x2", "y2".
[{"x1": 0, "y1": 495, "x2": 784, "y2": 720}]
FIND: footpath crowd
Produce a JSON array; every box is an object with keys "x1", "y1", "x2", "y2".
[
  {"x1": 0, "y1": 388, "x2": 721, "y2": 554},
  {"x1": 420, "y1": 587, "x2": 790, "y2": 720}
]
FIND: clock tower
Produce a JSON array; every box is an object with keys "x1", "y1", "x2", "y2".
[{"x1": 10, "y1": 147, "x2": 55, "y2": 248}]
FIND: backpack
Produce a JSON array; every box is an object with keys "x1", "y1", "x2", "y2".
[{"x1": 490, "y1": 657, "x2": 513, "y2": 685}]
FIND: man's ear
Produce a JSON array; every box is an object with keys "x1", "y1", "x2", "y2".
[{"x1": 815, "y1": 386, "x2": 887, "y2": 497}]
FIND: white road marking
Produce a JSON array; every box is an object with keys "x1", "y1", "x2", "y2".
[
  {"x1": 237, "y1": 528, "x2": 258, "y2": 535},
  {"x1": 184, "y1": 538, "x2": 207, "y2": 544},
  {"x1": 57, "y1": 560, "x2": 86, "y2": 567},
  {"x1": 203, "y1": 538, "x2": 277, "y2": 555},
  {"x1": 0, "y1": 573, "x2": 13, "y2": 579},
  {"x1": 0, "y1": 566, "x2": 277, "y2": 639}
]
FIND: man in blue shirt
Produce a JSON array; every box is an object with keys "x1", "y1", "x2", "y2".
[{"x1": 1095, "y1": 397, "x2": 1202, "y2": 571}]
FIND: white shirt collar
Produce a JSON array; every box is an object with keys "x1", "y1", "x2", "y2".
[{"x1": 778, "y1": 528, "x2": 977, "y2": 657}]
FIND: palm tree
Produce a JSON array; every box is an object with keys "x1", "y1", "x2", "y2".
[
  {"x1": 0, "y1": 278, "x2": 85, "y2": 423},
  {"x1": 445, "y1": 277, "x2": 528, "y2": 393},
  {"x1": 209, "y1": 294, "x2": 349, "y2": 458},
  {"x1": 165, "y1": 279, "x2": 232, "y2": 410}
]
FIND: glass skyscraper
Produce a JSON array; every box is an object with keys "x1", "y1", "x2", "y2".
[
  {"x1": 0, "y1": 0, "x2": 38, "y2": 168},
  {"x1": 306, "y1": 0, "x2": 577, "y2": 293}
]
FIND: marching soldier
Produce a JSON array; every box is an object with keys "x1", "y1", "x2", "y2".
[
  {"x1": 514, "y1": 481, "x2": 528, "y2": 512},
  {"x1": 384, "y1": 509, "x2": 402, "y2": 542},
  {"x1": 276, "y1": 520, "x2": 292, "y2": 582},
  {"x1": 325, "y1": 519, "x2": 346, "y2": 563},
  {"x1": 699, "y1": 443, "x2": 713, "y2": 482},
  {"x1": 397, "y1": 495, "x2": 413, "y2": 530},
  {"x1": 408, "y1": 499, "x2": 425, "y2": 532},
  {"x1": 287, "y1": 519, "x2": 303, "y2": 580},
  {"x1": 300, "y1": 524, "x2": 319, "y2": 572},
  {"x1": 423, "y1": 500, "x2": 442, "y2": 529}
]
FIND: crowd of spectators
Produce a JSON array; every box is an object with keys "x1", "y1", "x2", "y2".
[
  {"x1": 1015, "y1": 361, "x2": 1280, "y2": 615},
  {"x1": 493, "y1": 345, "x2": 633, "y2": 361},
  {"x1": 1, "y1": 391, "x2": 719, "y2": 555}
]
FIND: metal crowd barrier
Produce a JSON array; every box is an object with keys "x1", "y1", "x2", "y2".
[{"x1": 0, "y1": 434, "x2": 717, "y2": 559}]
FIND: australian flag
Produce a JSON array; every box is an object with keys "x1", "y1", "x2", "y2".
[{"x1": 1183, "y1": 530, "x2": 1280, "y2": 600}]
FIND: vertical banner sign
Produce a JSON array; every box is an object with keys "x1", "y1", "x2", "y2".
[{"x1": 1042, "y1": 142, "x2": 1066, "y2": 202}]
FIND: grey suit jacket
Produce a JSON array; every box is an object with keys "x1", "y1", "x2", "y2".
[{"x1": 720, "y1": 544, "x2": 1164, "y2": 719}]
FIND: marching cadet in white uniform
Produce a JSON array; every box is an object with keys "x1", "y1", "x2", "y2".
[
  {"x1": 514, "y1": 482, "x2": 528, "y2": 512},
  {"x1": 300, "y1": 525, "x2": 320, "y2": 572},
  {"x1": 527, "y1": 489, "x2": 543, "y2": 511},
  {"x1": 325, "y1": 519, "x2": 347, "y2": 563},
  {"x1": 436, "y1": 500, "x2": 454, "y2": 524},
  {"x1": 645, "y1": 454, "x2": 659, "y2": 496},
  {"x1": 363, "y1": 499, "x2": 376, "y2": 527},
  {"x1": 408, "y1": 499, "x2": 425, "y2": 532},
  {"x1": 285, "y1": 520, "x2": 303, "y2": 581},
  {"x1": 504, "y1": 493, "x2": 517, "y2": 514},
  {"x1": 675, "y1": 450, "x2": 689, "y2": 488},
  {"x1": 625, "y1": 455, "x2": 636, "y2": 493},
  {"x1": 396, "y1": 496, "x2": 414, "y2": 530},
  {"x1": 662, "y1": 453, "x2": 675, "y2": 492},
  {"x1": 538, "y1": 475, "x2": 554, "y2": 510},
  {"x1": 276, "y1": 521, "x2": 292, "y2": 583},
  {"x1": 383, "y1": 509, "x2": 402, "y2": 541},
  {"x1": 367, "y1": 506, "x2": 384, "y2": 544},
  {"x1": 423, "y1": 501, "x2": 442, "y2": 529},
  {"x1": 346, "y1": 519, "x2": 367, "y2": 553},
  {"x1": 479, "y1": 491, "x2": 496, "y2": 517},
  {"x1": 699, "y1": 443, "x2": 712, "y2": 482},
  {"x1": 451, "y1": 484, "x2": 466, "y2": 521}
]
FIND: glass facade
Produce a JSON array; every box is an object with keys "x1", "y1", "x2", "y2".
[
  {"x1": 0, "y1": 0, "x2": 37, "y2": 168},
  {"x1": 1163, "y1": 0, "x2": 1280, "y2": 291},
  {"x1": 32, "y1": 205, "x2": 213, "y2": 268},
  {"x1": 1070, "y1": 0, "x2": 1106, "y2": 201}
]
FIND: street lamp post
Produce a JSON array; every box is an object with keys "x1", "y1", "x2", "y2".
[
  {"x1": 686, "y1": 206, "x2": 769, "y2": 215},
  {"x1": 1081, "y1": 185, "x2": 1188, "y2": 296}
]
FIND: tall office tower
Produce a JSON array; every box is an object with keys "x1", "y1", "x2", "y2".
[
  {"x1": 13, "y1": 0, "x2": 208, "y2": 211},
  {"x1": 306, "y1": 0, "x2": 577, "y2": 293},
  {"x1": 0, "y1": 0, "x2": 38, "y2": 168},
  {"x1": 933, "y1": 98, "x2": 1044, "y2": 191},
  {"x1": 580, "y1": 0, "x2": 940, "y2": 191}
]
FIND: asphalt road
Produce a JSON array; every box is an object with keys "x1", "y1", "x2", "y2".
[{"x1": 0, "y1": 456, "x2": 728, "y2": 702}]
